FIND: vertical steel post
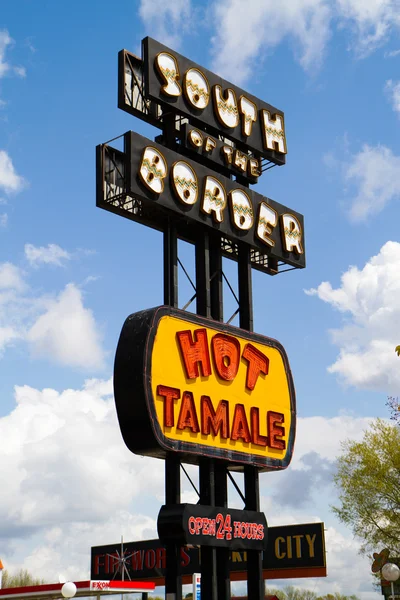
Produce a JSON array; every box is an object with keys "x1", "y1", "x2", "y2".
[
  {"x1": 195, "y1": 231, "x2": 211, "y2": 318},
  {"x1": 165, "y1": 453, "x2": 182, "y2": 600},
  {"x1": 244, "y1": 466, "x2": 264, "y2": 600},
  {"x1": 238, "y1": 244, "x2": 253, "y2": 333},
  {"x1": 215, "y1": 461, "x2": 230, "y2": 600},
  {"x1": 210, "y1": 233, "x2": 223, "y2": 322},
  {"x1": 163, "y1": 222, "x2": 178, "y2": 308},
  {"x1": 199, "y1": 458, "x2": 217, "y2": 600}
]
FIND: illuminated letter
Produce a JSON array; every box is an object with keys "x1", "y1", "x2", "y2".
[
  {"x1": 229, "y1": 189, "x2": 253, "y2": 231},
  {"x1": 204, "y1": 137, "x2": 216, "y2": 153},
  {"x1": 176, "y1": 329, "x2": 212, "y2": 379},
  {"x1": 250, "y1": 407, "x2": 267, "y2": 447},
  {"x1": 139, "y1": 147, "x2": 167, "y2": 194},
  {"x1": 211, "y1": 333, "x2": 240, "y2": 381},
  {"x1": 261, "y1": 110, "x2": 287, "y2": 154},
  {"x1": 275, "y1": 537, "x2": 286, "y2": 559},
  {"x1": 281, "y1": 214, "x2": 304, "y2": 254},
  {"x1": 213, "y1": 85, "x2": 239, "y2": 128},
  {"x1": 202, "y1": 176, "x2": 226, "y2": 223},
  {"x1": 257, "y1": 202, "x2": 277, "y2": 247},
  {"x1": 234, "y1": 150, "x2": 248, "y2": 173},
  {"x1": 201, "y1": 396, "x2": 229, "y2": 438},
  {"x1": 171, "y1": 161, "x2": 198, "y2": 205},
  {"x1": 248, "y1": 158, "x2": 261, "y2": 178},
  {"x1": 221, "y1": 145, "x2": 233, "y2": 165},
  {"x1": 155, "y1": 52, "x2": 181, "y2": 97},
  {"x1": 242, "y1": 344, "x2": 269, "y2": 391},
  {"x1": 267, "y1": 411, "x2": 286, "y2": 450},
  {"x1": 184, "y1": 68, "x2": 210, "y2": 109},
  {"x1": 188, "y1": 129, "x2": 203, "y2": 148},
  {"x1": 231, "y1": 404, "x2": 251, "y2": 443},
  {"x1": 157, "y1": 385, "x2": 180, "y2": 428},
  {"x1": 240, "y1": 96, "x2": 257, "y2": 137},
  {"x1": 177, "y1": 391, "x2": 200, "y2": 433}
]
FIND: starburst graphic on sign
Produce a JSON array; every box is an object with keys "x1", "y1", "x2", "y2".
[{"x1": 107, "y1": 537, "x2": 135, "y2": 581}]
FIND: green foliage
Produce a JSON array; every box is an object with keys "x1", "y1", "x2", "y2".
[
  {"x1": 265, "y1": 587, "x2": 360, "y2": 600},
  {"x1": 1, "y1": 569, "x2": 45, "y2": 588},
  {"x1": 333, "y1": 418, "x2": 400, "y2": 554}
]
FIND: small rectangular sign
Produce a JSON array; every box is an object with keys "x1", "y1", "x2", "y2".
[
  {"x1": 157, "y1": 504, "x2": 267, "y2": 550},
  {"x1": 91, "y1": 522, "x2": 326, "y2": 584}
]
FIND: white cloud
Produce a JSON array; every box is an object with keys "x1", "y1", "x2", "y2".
[
  {"x1": 0, "y1": 30, "x2": 13, "y2": 78},
  {"x1": 139, "y1": 0, "x2": 191, "y2": 49},
  {"x1": 210, "y1": 0, "x2": 400, "y2": 84},
  {"x1": 13, "y1": 65, "x2": 26, "y2": 78},
  {"x1": 385, "y1": 48, "x2": 400, "y2": 57},
  {"x1": 25, "y1": 243, "x2": 71, "y2": 268},
  {"x1": 342, "y1": 144, "x2": 400, "y2": 221},
  {"x1": 0, "y1": 384, "x2": 378, "y2": 599},
  {"x1": 0, "y1": 262, "x2": 25, "y2": 291},
  {"x1": 0, "y1": 150, "x2": 25, "y2": 194},
  {"x1": 211, "y1": 0, "x2": 332, "y2": 84},
  {"x1": 0, "y1": 258, "x2": 105, "y2": 371},
  {"x1": 306, "y1": 241, "x2": 400, "y2": 392},
  {"x1": 385, "y1": 79, "x2": 400, "y2": 114},
  {"x1": 27, "y1": 283, "x2": 105, "y2": 370},
  {"x1": 336, "y1": 0, "x2": 400, "y2": 57},
  {"x1": 0, "y1": 213, "x2": 8, "y2": 228}
]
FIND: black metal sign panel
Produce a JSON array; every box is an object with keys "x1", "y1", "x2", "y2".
[
  {"x1": 157, "y1": 504, "x2": 267, "y2": 550},
  {"x1": 125, "y1": 131, "x2": 305, "y2": 270},
  {"x1": 142, "y1": 37, "x2": 287, "y2": 166},
  {"x1": 91, "y1": 522, "x2": 326, "y2": 583}
]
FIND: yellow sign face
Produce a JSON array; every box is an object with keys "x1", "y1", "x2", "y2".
[{"x1": 114, "y1": 306, "x2": 296, "y2": 471}]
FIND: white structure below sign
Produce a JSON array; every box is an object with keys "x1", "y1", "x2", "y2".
[{"x1": 192, "y1": 573, "x2": 201, "y2": 600}]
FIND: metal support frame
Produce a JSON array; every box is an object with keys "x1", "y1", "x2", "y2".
[
  {"x1": 160, "y1": 111, "x2": 262, "y2": 600},
  {"x1": 165, "y1": 453, "x2": 182, "y2": 600}
]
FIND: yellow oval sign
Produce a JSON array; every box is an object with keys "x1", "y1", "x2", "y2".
[{"x1": 114, "y1": 306, "x2": 296, "y2": 471}]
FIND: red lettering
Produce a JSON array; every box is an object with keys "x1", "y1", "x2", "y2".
[
  {"x1": 177, "y1": 329, "x2": 212, "y2": 379},
  {"x1": 106, "y1": 552, "x2": 118, "y2": 573},
  {"x1": 177, "y1": 391, "x2": 200, "y2": 432},
  {"x1": 234, "y1": 521, "x2": 241, "y2": 538},
  {"x1": 93, "y1": 554, "x2": 104, "y2": 576},
  {"x1": 180, "y1": 547, "x2": 190, "y2": 567},
  {"x1": 188, "y1": 516, "x2": 196, "y2": 534},
  {"x1": 257, "y1": 524, "x2": 264, "y2": 540},
  {"x1": 242, "y1": 344, "x2": 269, "y2": 390},
  {"x1": 201, "y1": 396, "x2": 229, "y2": 438},
  {"x1": 250, "y1": 406, "x2": 267, "y2": 446},
  {"x1": 145, "y1": 549, "x2": 156, "y2": 569},
  {"x1": 231, "y1": 404, "x2": 251, "y2": 443},
  {"x1": 211, "y1": 333, "x2": 240, "y2": 381},
  {"x1": 267, "y1": 411, "x2": 286, "y2": 450},
  {"x1": 157, "y1": 385, "x2": 180, "y2": 427},
  {"x1": 156, "y1": 546, "x2": 166, "y2": 569},
  {"x1": 131, "y1": 550, "x2": 144, "y2": 571}
]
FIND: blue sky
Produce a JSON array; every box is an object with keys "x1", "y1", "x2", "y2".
[{"x1": 1, "y1": 0, "x2": 400, "y2": 598}]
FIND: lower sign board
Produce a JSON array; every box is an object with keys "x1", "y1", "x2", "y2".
[
  {"x1": 91, "y1": 522, "x2": 326, "y2": 585},
  {"x1": 114, "y1": 305, "x2": 296, "y2": 471},
  {"x1": 157, "y1": 503, "x2": 267, "y2": 550}
]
